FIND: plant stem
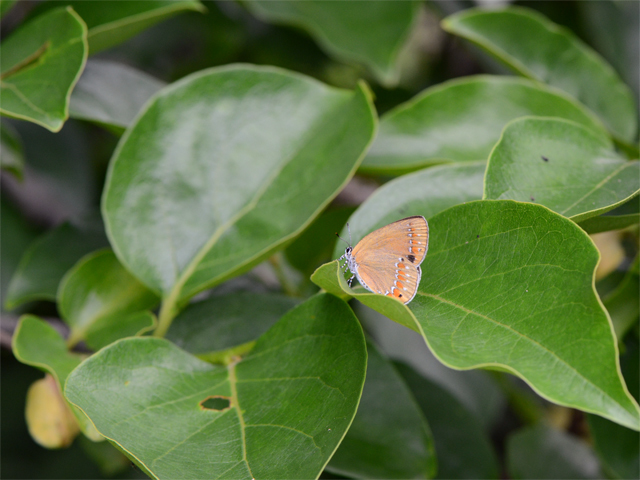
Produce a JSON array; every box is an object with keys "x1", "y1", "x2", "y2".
[
  {"x1": 154, "y1": 293, "x2": 179, "y2": 338},
  {"x1": 268, "y1": 254, "x2": 299, "y2": 297}
]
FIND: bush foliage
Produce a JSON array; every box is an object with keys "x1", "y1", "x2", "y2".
[{"x1": 2, "y1": 1, "x2": 638, "y2": 478}]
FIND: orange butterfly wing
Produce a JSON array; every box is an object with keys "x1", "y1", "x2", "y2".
[{"x1": 351, "y1": 216, "x2": 428, "y2": 304}]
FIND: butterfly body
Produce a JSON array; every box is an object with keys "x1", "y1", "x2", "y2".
[{"x1": 338, "y1": 216, "x2": 428, "y2": 304}]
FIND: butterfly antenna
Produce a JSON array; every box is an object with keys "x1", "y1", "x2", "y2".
[
  {"x1": 347, "y1": 223, "x2": 352, "y2": 246},
  {"x1": 335, "y1": 232, "x2": 350, "y2": 247}
]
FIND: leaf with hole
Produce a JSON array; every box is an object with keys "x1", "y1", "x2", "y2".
[
  {"x1": 442, "y1": 6, "x2": 637, "y2": 144},
  {"x1": 0, "y1": 7, "x2": 88, "y2": 132},
  {"x1": 361, "y1": 75, "x2": 607, "y2": 175},
  {"x1": 313, "y1": 200, "x2": 640, "y2": 430},
  {"x1": 65, "y1": 293, "x2": 367, "y2": 479},
  {"x1": 484, "y1": 117, "x2": 639, "y2": 223}
]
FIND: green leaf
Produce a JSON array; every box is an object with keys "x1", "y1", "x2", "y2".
[
  {"x1": 397, "y1": 362, "x2": 499, "y2": 479},
  {"x1": 312, "y1": 200, "x2": 640, "y2": 430},
  {"x1": 442, "y1": 7, "x2": 638, "y2": 144},
  {"x1": 11, "y1": 120, "x2": 98, "y2": 220},
  {"x1": 0, "y1": 120, "x2": 24, "y2": 179},
  {"x1": 166, "y1": 292, "x2": 299, "y2": 356},
  {"x1": 12, "y1": 315, "x2": 101, "y2": 441},
  {"x1": 0, "y1": 198, "x2": 37, "y2": 309},
  {"x1": 102, "y1": 65, "x2": 376, "y2": 334},
  {"x1": 5, "y1": 222, "x2": 108, "y2": 310},
  {"x1": 589, "y1": 337, "x2": 639, "y2": 480},
  {"x1": 69, "y1": 59, "x2": 166, "y2": 131},
  {"x1": 361, "y1": 76, "x2": 607, "y2": 175},
  {"x1": 354, "y1": 301, "x2": 506, "y2": 432},
  {"x1": 30, "y1": 0, "x2": 205, "y2": 55},
  {"x1": 12, "y1": 315, "x2": 82, "y2": 387},
  {"x1": 0, "y1": 0, "x2": 18, "y2": 19},
  {"x1": 243, "y1": 0, "x2": 420, "y2": 86},
  {"x1": 506, "y1": 424, "x2": 601, "y2": 479},
  {"x1": 333, "y1": 162, "x2": 486, "y2": 259},
  {"x1": 0, "y1": 7, "x2": 88, "y2": 132},
  {"x1": 484, "y1": 117, "x2": 639, "y2": 223},
  {"x1": 578, "y1": 214, "x2": 640, "y2": 234},
  {"x1": 58, "y1": 250, "x2": 159, "y2": 350},
  {"x1": 602, "y1": 256, "x2": 639, "y2": 342},
  {"x1": 65, "y1": 293, "x2": 367, "y2": 479},
  {"x1": 327, "y1": 340, "x2": 436, "y2": 479},
  {"x1": 285, "y1": 206, "x2": 355, "y2": 277}
]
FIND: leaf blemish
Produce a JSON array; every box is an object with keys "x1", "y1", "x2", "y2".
[
  {"x1": 541, "y1": 155, "x2": 549, "y2": 162},
  {"x1": 200, "y1": 396, "x2": 232, "y2": 411}
]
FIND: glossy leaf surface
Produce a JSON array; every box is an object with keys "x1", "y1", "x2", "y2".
[
  {"x1": 65, "y1": 294, "x2": 367, "y2": 479},
  {"x1": 69, "y1": 59, "x2": 166, "y2": 130},
  {"x1": 103, "y1": 65, "x2": 376, "y2": 305},
  {"x1": 361, "y1": 76, "x2": 606, "y2": 175},
  {"x1": 484, "y1": 117, "x2": 639, "y2": 223},
  {"x1": 0, "y1": 7, "x2": 88, "y2": 131},
  {"x1": 244, "y1": 0, "x2": 419, "y2": 86},
  {"x1": 58, "y1": 250, "x2": 159, "y2": 349},
  {"x1": 507, "y1": 424, "x2": 601, "y2": 479},
  {"x1": 327, "y1": 341, "x2": 436, "y2": 479},
  {"x1": 5, "y1": 222, "x2": 108, "y2": 309},
  {"x1": 333, "y1": 162, "x2": 485, "y2": 259},
  {"x1": 397, "y1": 362, "x2": 499, "y2": 479},
  {"x1": 314, "y1": 200, "x2": 640, "y2": 430},
  {"x1": 442, "y1": 7, "x2": 637, "y2": 143}
]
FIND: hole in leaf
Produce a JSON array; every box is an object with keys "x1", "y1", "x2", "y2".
[{"x1": 200, "y1": 396, "x2": 231, "y2": 411}]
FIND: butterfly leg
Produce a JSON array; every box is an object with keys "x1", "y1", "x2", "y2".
[{"x1": 347, "y1": 274, "x2": 355, "y2": 287}]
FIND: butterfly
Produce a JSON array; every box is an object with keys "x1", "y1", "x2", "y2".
[{"x1": 337, "y1": 216, "x2": 428, "y2": 304}]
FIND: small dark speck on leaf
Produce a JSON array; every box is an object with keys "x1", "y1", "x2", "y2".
[
  {"x1": 530, "y1": 196, "x2": 535, "y2": 202},
  {"x1": 476, "y1": 235, "x2": 480, "y2": 239},
  {"x1": 541, "y1": 156, "x2": 549, "y2": 162}
]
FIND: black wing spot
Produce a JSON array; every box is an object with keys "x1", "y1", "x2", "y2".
[
  {"x1": 399, "y1": 294, "x2": 403, "y2": 298},
  {"x1": 407, "y1": 254, "x2": 416, "y2": 263}
]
